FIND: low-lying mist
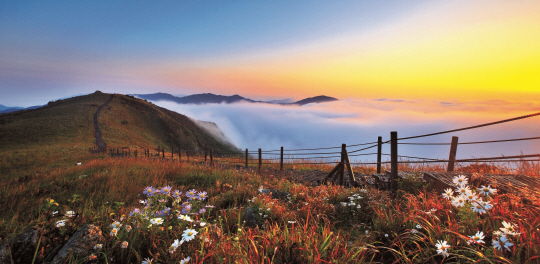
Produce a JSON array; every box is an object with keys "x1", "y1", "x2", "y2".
[{"x1": 152, "y1": 98, "x2": 539, "y2": 164}]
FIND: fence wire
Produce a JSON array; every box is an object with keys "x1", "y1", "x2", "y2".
[
  {"x1": 397, "y1": 112, "x2": 540, "y2": 141},
  {"x1": 99, "y1": 111, "x2": 540, "y2": 173}
]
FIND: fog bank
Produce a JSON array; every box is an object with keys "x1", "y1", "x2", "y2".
[{"x1": 152, "y1": 98, "x2": 540, "y2": 164}]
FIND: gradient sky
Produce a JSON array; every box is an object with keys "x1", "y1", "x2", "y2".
[{"x1": 1, "y1": 0, "x2": 539, "y2": 107}]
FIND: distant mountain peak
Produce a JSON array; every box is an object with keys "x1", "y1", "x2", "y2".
[
  {"x1": 131, "y1": 92, "x2": 338, "y2": 106},
  {"x1": 293, "y1": 95, "x2": 338, "y2": 106}
]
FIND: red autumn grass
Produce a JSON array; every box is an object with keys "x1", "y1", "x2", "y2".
[{"x1": 1, "y1": 154, "x2": 539, "y2": 263}]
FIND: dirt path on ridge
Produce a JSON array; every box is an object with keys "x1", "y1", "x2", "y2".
[{"x1": 93, "y1": 95, "x2": 114, "y2": 150}]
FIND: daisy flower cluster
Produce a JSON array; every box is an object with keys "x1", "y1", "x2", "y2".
[
  {"x1": 120, "y1": 186, "x2": 212, "y2": 260},
  {"x1": 130, "y1": 186, "x2": 211, "y2": 224},
  {"x1": 440, "y1": 175, "x2": 521, "y2": 253},
  {"x1": 247, "y1": 196, "x2": 272, "y2": 221},
  {"x1": 442, "y1": 175, "x2": 495, "y2": 214},
  {"x1": 340, "y1": 193, "x2": 363, "y2": 209}
]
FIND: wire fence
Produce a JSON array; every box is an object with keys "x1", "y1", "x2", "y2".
[{"x1": 92, "y1": 111, "x2": 540, "y2": 175}]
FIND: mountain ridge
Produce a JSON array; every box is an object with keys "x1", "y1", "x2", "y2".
[
  {"x1": 131, "y1": 92, "x2": 338, "y2": 106},
  {"x1": 1, "y1": 93, "x2": 339, "y2": 114},
  {"x1": 0, "y1": 92, "x2": 240, "y2": 155}
]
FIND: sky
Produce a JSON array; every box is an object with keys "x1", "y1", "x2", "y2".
[
  {"x1": 1, "y1": 1, "x2": 539, "y2": 162},
  {"x1": 1, "y1": 1, "x2": 539, "y2": 106}
]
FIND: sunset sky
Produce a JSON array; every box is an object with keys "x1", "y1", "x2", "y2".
[{"x1": 1, "y1": 0, "x2": 539, "y2": 107}]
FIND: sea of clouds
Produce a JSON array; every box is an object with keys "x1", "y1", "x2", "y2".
[{"x1": 151, "y1": 98, "x2": 539, "y2": 165}]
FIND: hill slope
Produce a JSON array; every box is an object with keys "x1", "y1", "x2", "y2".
[
  {"x1": 0, "y1": 92, "x2": 109, "y2": 149},
  {"x1": 0, "y1": 91, "x2": 239, "y2": 177},
  {"x1": 98, "y1": 93, "x2": 238, "y2": 153}
]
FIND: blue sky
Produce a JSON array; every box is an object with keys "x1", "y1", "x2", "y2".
[
  {"x1": 1, "y1": 1, "x2": 421, "y2": 106},
  {"x1": 1, "y1": 1, "x2": 538, "y2": 109}
]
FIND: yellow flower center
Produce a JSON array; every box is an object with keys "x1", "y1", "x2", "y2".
[{"x1": 188, "y1": 232, "x2": 193, "y2": 236}]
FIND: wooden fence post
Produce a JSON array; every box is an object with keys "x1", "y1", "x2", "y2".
[
  {"x1": 340, "y1": 144, "x2": 346, "y2": 185},
  {"x1": 280, "y1": 146, "x2": 284, "y2": 171},
  {"x1": 258, "y1": 148, "x2": 262, "y2": 173},
  {"x1": 377, "y1": 136, "x2": 382, "y2": 174},
  {"x1": 390, "y1": 131, "x2": 398, "y2": 192},
  {"x1": 245, "y1": 149, "x2": 248, "y2": 168},
  {"x1": 210, "y1": 148, "x2": 213, "y2": 166},
  {"x1": 187, "y1": 150, "x2": 190, "y2": 162},
  {"x1": 205, "y1": 147, "x2": 208, "y2": 162},
  {"x1": 171, "y1": 146, "x2": 173, "y2": 158},
  {"x1": 447, "y1": 136, "x2": 459, "y2": 172},
  {"x1": 178, "y1": 146, "x2": 181, "y2": 162},
  {"x1": 342, "y1": 144, "x2": 357, "y2": 187},
  {"x1": 162, "y1": 149, "x2": 165, "y2": 159},
  {"x1": 135, "y1": 149, "x2": 137, "y2": 158}
]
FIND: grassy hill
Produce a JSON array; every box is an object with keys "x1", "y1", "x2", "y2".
[
  {"x1": 98, "y1": 93, "x2": 238, "y2": 154},
  {"x1": 0, "y1": 91, "x2": 239, "y2": 179}
]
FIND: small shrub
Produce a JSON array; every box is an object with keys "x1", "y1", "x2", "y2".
[{"x1": 397, "y1": 172, "x2": 429, "y2": 194}]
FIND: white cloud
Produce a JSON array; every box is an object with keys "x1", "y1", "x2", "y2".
[{"x1": 153, "y1": 99, "x2": 540, "y2": 165}]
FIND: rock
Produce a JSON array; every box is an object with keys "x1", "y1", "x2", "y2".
[
  {"x1": 50, "y1": 224, "x2": 104, "y2": 264},
  {"x1": 260, "y1": 189, "x2": 291, "y2": 202},
  {"x1": 0, "y1": 226, "x2": 43, "y2": 264},
  {"x1": 243, "y1": 207, "x2": 259, "y2": 228}
]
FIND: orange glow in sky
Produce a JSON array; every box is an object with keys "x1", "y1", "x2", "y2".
[{"x1": 155, "y1": 1, "x2": 540, "y2": 103}]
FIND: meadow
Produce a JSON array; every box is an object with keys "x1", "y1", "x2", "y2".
[{"x1": 1, "y1": 150, "x2": 539, "y2": 263}]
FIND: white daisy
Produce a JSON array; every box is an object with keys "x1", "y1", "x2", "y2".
[
  {"x1": 493, "y1": 235, "x2": 513, "y2": 251},
  {"x1": 500, "y1": 221, "x2": 520, "y2": 236},
  {"x1": 110, "y1": 221, "x2": 122, "y2": 229},
  {"x1": 451, "y1": 196, "x2": 466, "y2": 207},
  {"x1": 471, "y1": 201, "x2": 486, "y2": 214},
  {"x1": 150, "y1": 218, "x2": 163, "y2": 225},
  {"x1": 453, "y1": 175, "x2": 468, "y2": 186},
  {"x1": 468, "y1": 231, "x2": 485, "y2": 244},
  {"x1": 442, "y1": 188, "x2": 454, "y2": 200},
  {"x1": 477, "y1": 185, "x2": 497, "y2": 196},
  {"x1": 182, "y1": 228, "x2": 198, "y2": 241},
  {"x1": 141, "y1": 258, "x2": 153, "y2": 264},
  {"x1": 435, "y1": 240, "x2": 450, "y2": 257}
]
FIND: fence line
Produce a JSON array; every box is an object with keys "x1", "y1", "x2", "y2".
[{"x1": 91, "y1": 111, "x2": 540, "y2": 187}]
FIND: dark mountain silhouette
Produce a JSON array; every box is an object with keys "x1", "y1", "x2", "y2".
[
  {"x1": 0, "y1": 104, "x2": 44, "y2": 114},
  {"x1": 294, "y1": 95, "x2": 338, "y2": 106},
  {"x1": 132, "y1": 93, "x2": 257, "y2": 105},
  {"x1": 132, "y1": 93, "x2": 338, "y2": 106}
]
